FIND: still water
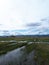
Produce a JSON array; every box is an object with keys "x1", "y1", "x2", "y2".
[{"x1": 0, "y1": 46, "x2": 35, "y2": 65}]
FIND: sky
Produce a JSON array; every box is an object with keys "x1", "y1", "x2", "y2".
[{"x1": 0, "y1": 0, "x2": 49, "y2": 35}]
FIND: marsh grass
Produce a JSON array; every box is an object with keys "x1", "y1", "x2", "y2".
[
  {"x1": 34, "y1": 43, "x2": 49, "y2": 65},
  {"x1": 0, "y1": 42, "x2": 27, "y2": 55},
  {"x1": 0, "y1": 36, "x2": 49, "y2": 65},
  {"x1": 25, "y1": 43, "x2": 36, "y2": 54}
]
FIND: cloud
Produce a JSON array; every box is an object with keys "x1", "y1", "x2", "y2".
[
  {"x1": 24, "y1": 17, "x2": 49, "y2": 35},
  {"x1": 41, "y1": 17, "x2": 49, "y2": 22},
  {"x1": 0, "y1": 0, "x2": 49, "y2": 35},
  {"x1": 26, "y1": 22, "x2": 41, "y2": 27},
  {"x1": 0, "y1": 17, "x2": 49, "y2": 35},
  {"x1": 0, "y1": 24, "x2": 1, "y2": 25}
]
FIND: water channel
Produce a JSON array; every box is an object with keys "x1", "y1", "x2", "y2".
[{"x1": 0, "y1": 46, "x2": 35, "y2": 65}]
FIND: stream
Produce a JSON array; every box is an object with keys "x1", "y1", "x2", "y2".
[{"x1": 0, "y1": 46, "x2": 35, "y2": 65}]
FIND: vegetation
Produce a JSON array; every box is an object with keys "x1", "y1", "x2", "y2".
[
  {"x1": 34, "y1": 43, "x2": 49, "y2": 65},
  {"x1": 0, "y1": 42, "x2": 27, "y2": 55},
  {"x1": 0, "y1": 36, "x2": 49, "y2": 65},
  {"x1": 0, "y1": 35, "x2": 49, "y2": 42}
]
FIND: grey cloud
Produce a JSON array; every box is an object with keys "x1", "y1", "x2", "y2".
[
  {"x1": 25, "y1": 17, "x2": 49, "y2": 35},
  {"x1": 41, "y1": 17, "x2": 49, "y2": 23},
  {"x1": 26, "y1": 22, "x2": 41, "y2": 27},
  {"x1": 41, "y1": 18, "x2": 47, "y2": 21},
  {"x1": 0, "y1": 24, "x2": 2, "y2": 25}
]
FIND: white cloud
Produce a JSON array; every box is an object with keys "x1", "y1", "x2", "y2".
[{"x1": 0, "y1": 0, "x2": 49, "y2": 35}]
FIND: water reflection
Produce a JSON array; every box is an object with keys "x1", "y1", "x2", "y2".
[{"x1": 0, "y1": 46, "x2": 35, "y2": 65}]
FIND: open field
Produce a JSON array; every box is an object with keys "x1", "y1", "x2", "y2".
[
  {"x1": 0, "y1": 35, "x2": 49, "y2": 65},
  {"x1": 0, "y1": 35, "x2": 49, "y2": 42},
  {"x1": 0, "y1": 35, "x2": 49, "y2": 55}
]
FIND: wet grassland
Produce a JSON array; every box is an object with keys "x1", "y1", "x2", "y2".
[{"x1": 0, "y1": 36, "x2": 49, "y2": 65}]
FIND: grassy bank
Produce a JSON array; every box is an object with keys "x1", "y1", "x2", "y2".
[
  {"x1": 0, "y1": 42, "x2": 27, "y2": 55},
  {"x1": 34, "y1": 43, "x2": 49, "y2": 65},
  {"x1": 20, "y1": 42, "x2": 49, "y2": 65},
  {"x1": 0, "y1": 42, "x2": 49, "y2": 65},
  {"x1": 0, "y1": 36, "x2": 49, "y2": 65}
]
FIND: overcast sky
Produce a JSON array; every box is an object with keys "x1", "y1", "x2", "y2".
[{"x1": 0, "y1": 0, "x2": 49, "y2": 35}]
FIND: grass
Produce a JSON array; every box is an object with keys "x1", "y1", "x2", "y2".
[
  {"x1": 34, "y1": 43, "x2": 49, "y2": 65},
  {"x1": 20, "y1": 42, "x2": 49, "y2": 65},
  {"x1": 0, "y1": 36, "x2": 49, "y2": 42},
  {"x1": 0, "y1": 42, "x2": 27, "y2": 55},
  {"x1": 0, "y1": 36, "x2": 49, "y2": 65},
  {"x1": 24, "y1": 43, "x2": 36, "y2": 54},
  {"x1": 0, "y1": 42, "x2": 49, "y2": 65}
]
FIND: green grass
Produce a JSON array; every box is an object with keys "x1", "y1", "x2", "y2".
[
  {"x1": 20, "y1": 42, "x2": 49, "y2": 65},
  {"x1": 24, "y1": 43, "x2": 36, "y2": 54},
  {"x1": 0, "y1": 36, "x2": 49, "y2": 42},
  {"x1": 34, "y1": 43, "x2": 49, "y2": 65},
  {"x1": 0, "y1": 36, "x2": 49, "y2": 65},
  {"x1": 0, "y1": 42, "x2": 27, "y2": 55}
]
